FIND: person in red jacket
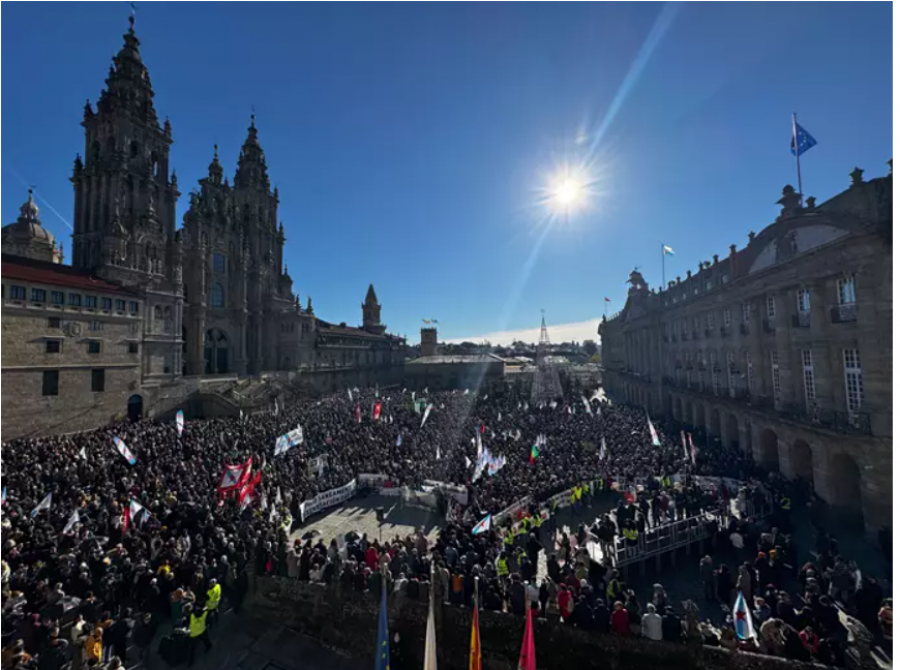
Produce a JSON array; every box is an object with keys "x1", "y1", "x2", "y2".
[
  {"x1": 365, "y1": 545, "x2": 379, "y2": 571},
  {"x1": 799, "y1": 625, "x2": 819, "y2": 657},
  {"x1": 611, "y1": 601, "x2": 630, "y2": 635},
  {"x1": 558, "y1": 585, "x2": 573, "y2": 621}
]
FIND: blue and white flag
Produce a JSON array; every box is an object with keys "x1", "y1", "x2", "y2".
[
  {"x1": 599, "y1": 437, "x2": 607, "y2": 461},
  {"x1": 113, "y1": 436, "x2": 136, "y2": 465},
  {"x1": 63, "y1": 509, "x2": 80, "y2": 534},
  {"x1": 32, "y1": 492, "x2": 52, "y2": 517},
  {"x1": 663, "y1": 244, "x2": 675, "y2": 256},
  {"x1": 396, "y1": 433, "x2": 403, "y2": 447},
  {"x1": 472, "y1": 514, "x2": 492, "y2": 535},
  {"x1": 790, "y1": 119, "x2": 817, "y2": 157},
  {"x1": 733, "y1": 591, "x2": 756, "y2": 640},
  {"x1": 176, "y1": 410, "x2": 185, "y2": 437}
]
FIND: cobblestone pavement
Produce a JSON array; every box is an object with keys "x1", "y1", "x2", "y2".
[{"x1": 290, "y1": 494, "x2": 443, "y2": 546}]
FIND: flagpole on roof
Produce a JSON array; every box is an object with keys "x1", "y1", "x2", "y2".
[
  {"x1": 792, "y1": 112, "x2": 803, "y2": 201},
  {"x1": 661, "y1": 242, "x2": 666, "y2": 290}
]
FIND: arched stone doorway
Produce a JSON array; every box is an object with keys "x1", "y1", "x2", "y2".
[
  {"x1": 759, "y1": 428, "x2": 779, "y2": 470},
  {"x1": 829, "y1": 454, "x2": 863, "y2": 524},
  {"x1": 204, "y1": 328, "x2": 230, "y2": 374},
  {"x1": 709, "y1": 408, "x2": 721, "y2": 437},
  {"x1": 725, "y1": 413, "x2": 739, "y2": 450},
  {"x1": 127, "y1": 394, "x2": 143, "y2": 422},
  {"x1": 791, "y1": 439, "x2": 814, "y2": 482}
]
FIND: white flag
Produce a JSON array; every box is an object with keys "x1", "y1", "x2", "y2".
[
  {"x1": 32, "y1": 492, "x2": 52, "y2": 518},
  {"x1": 176, "y1": 409, "x2": 185, "y2": 436},
  {"x1": 420, "y1": 404, "x2": 434, "y2": 429},
  {"x1": 63, "y1": 509, "x2": 80, "y2": 534},
  {"x1": 260, "y1": 492, "x2": 268, "y2": 511},
  {"x1": 78, "y1": 446, "x2": 87, "y2": 461},
  {"x1": 464, "y1": 389, "x2": 470, "y2": 395},
  {"x1": 130, "y1": 500, "x2": 147, "y2": 527},
  {"x1": 498, "y1": 412, "x2": 502, "y2": 422},
  {"x1": 436, "y1": 445, "x2": 441, "y2": 460},
  {"x1": 424, "y1": 568, "x2": 438, "y2": 670},
  {"x1": 276, "y1": 487, "x2": 283, "y2": 505},
  {"x1": 465, "y1": 455, "x2": 472, "y2": 468},
  {"x1": 348, "y1": 388, "x2": 353, "y2": 401}
]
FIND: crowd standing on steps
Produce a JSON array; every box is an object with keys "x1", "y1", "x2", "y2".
[{"x1": 0, "y1": 385, "x2": 891, "y2": 668}]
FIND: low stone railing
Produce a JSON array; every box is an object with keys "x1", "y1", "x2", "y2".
[{"x1": 251, "y1": 576, "x2": 828, "y2": 670}]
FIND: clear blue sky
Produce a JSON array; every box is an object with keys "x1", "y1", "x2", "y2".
[{"x1": 2, "y1": 2, "x2": 892, "y2": 343}]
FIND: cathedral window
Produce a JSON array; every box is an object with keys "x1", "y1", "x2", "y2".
[
  {"x1": 211, "y1": 283, "x2": 225, "y2": 308},
  {"x1": 213, "y1": 253, "x2": 227, "y2": 273},
  {"x1": 130, "y1": 140, "x2": 140, "y2": 158}
]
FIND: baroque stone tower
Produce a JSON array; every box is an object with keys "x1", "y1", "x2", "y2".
[
  {"x1": 181, "y1": 116, "x2": 294, "y2": 376},
  {"x1": 70, "y1": 16, "x2": 183, "y2": 380},
  {"x1": 362, "y1": 284, "x2": 385, "y2": 335}
]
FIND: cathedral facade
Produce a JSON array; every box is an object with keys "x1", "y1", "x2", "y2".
[{"x1": 0, "y1": 18, "x2": 404, "y2": 440}]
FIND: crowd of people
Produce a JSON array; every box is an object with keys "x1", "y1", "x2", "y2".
[{"x1": 0, "y1": 384, "x2": 891, "y2": 669}]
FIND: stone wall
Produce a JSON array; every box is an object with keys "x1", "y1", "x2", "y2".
[{"x1": 253, "y1": 576, "x2": 824, "y2": 670}]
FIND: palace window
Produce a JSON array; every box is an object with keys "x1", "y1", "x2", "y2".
[
  {"x1": 837, "y1": 275, "x2": 856, "y2": 305},
  {"x1": 91, "y1": 369, "x2": 105, "y2": 393},
  {"x1": 102, "y1": 298, "x2": 112, "y2": 311},
  {"x1": 50, "y1": 290, "x2": 64, "y2": 305},
  {"x1": 843, "y1": 348, "x2": 864, "y2": 412},
  {"x1": 726, "y1": 351, "x2": 736, "y2": 397},
  {"x1": 69, "y1": 293, "x2": 82, "y2": 307},
  {"x1": 88, "y1": 341, "x2": 101, "y2": 355},
  {"x1": 770, "y1": 351, "x2": 781, "y2": 407},
  {"x1": 89, "y1": 320, "x2": 103, "y2": 332},
  {"x1": 85, "y1": 295, "x2": 98, "y2": 308},
  {"x1": 46, "y1": 340, "x2": 61, "y2": 354},
  {"x1": 706, "y1": 312, "x2": 714, "y2": 329},
  {"x1": 766, "y1": 296, "x2": 776, "y2": 320},
  {"x1": 211, "y1": 283, "x2": 225, "y2": 308},
  {"x1": 802, "y1": 349, "x2": 817, "y2": 414},
  {"x1": 42, "y1": 370, "x2": 59, "y2": 396},
  {"x1": 746, "y1": 351, "x2": 754, "y2": 393},
  {"x1": 742, "y1": 302, "x2": 751, "y2": 323},
  {"x1": 797, "y1": 289, "x2": 811, "y2": 312},
  {"x1": 31, "y1": 288, "x2": 46, "y2": 303},
  {"x1": 722, "y1": 308, "x2": 731, "y2": 327},
  {"x1": 115, "y1": 299, "x2": 126, "y2": 312}
]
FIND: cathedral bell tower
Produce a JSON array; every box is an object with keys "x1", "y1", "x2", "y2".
[
  {"x1": 70, "y1": 15, "x2": 180, "y2": 281},
  {"x1": 362, "y1": 284, "x2": 386, "y2": 335}
]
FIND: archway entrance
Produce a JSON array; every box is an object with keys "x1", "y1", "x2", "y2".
[
  {"x1": 709, "y1": 408, "x2": 721, "y2": 437},
  {"x1": 725, "y1": 414, "x2": 740, "y2": 450},
  {"x1": 829, "y1": 454, "x2": 863, "y2": 528},
  {"x1": 759, "y1": 428, "x2": 779, "y2": 470},
  {"x1": 204, "y1": 329, "x2": 230, "y2": 374},
  {"x1": 791, "y1": 439, "x2": 814, "y2": 482},
  {"x1": 127, "y1": 394, "x2": 143, "y2": 422}
]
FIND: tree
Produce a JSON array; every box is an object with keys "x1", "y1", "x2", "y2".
[{"x1": 583, "y1": 339, "x2": 598, "y2": 356}]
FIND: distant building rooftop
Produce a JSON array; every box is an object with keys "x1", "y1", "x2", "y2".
[
  {"x1": 407, "y1": 354, "x2": 506, "y2": 365},
  {"x1": 1, "y1": 254, "x2": 135, "y2": 295}
]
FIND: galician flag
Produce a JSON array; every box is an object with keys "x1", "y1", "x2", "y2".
[
  {"x1": 176, "y1": 410, "x2": 185, "y2": 437},
  {"x1": 663, "y1": 244, "x2": 675, "y2": 256},
  {"x1": 63, "y1": 509, "x2": 80, "y2": 534},
  {"x1": 420, "y1": 404, "x2": 434, "y2": 429},
  {"x1": 733, "y1": 591, "x2": 756, "y2": 640},
  {"x1": 689, "y1": 432, "x2": 697, "y2": 466},
  {"x1": 374, "y1": 569, "x2": 391, "y2": 670},
  {"x1": 130, "y1": 499, "x2": 146, "y2": 527},
  {"x1": 32, "y1": 492, "x2": 52, "y2": 518},
  {"x1": 113, "y1": 436, "x2": 137, "y2": 465},
  {"x1": 599, "y1": 437, "x2": 607, "y2": 461},
  {"x1": 472, "y1": 514, "x2": 491, "y2": 535}
]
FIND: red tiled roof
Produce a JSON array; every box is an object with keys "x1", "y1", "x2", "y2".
[{"x1": 1, "y1": 255, "x2": 135, "y2": 295}]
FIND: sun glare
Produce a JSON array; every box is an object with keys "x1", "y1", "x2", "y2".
[{"x1": 542, "y1": 167, "x2": 593, "y2": 217}]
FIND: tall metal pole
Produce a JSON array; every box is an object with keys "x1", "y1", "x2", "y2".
[
  {"x1": 661, "y1": 243, "x2": 666, "y2": 290},
  {"x1": 793, "y1": 112, "x2": 803, "y2": 201}
]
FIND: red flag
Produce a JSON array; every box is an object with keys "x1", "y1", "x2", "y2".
[
  {"x1": 517, "y1": 606, "x2": 536, "y2": 670},
  {"x1": 239, "y1": 470, "x2": 262, "y2": 510},
  {"x1": 217, "y1": 457, "x2": 252, "y2": 499},
  {"x1": 373, "y1": 402, "x2": 383, "y2": 422},
  {"x1": 469, "y1": 582, "x2": 482, "y2": 670},
  {"x1": 480, "y1": 424, "x2": 486, "y2": 434},
  {"x1": 355, "y1": 404, "x2": 362, "y2": 424},
  {"x1": 122, "y1": 506, "x2": 131, "y2": 534},
  {"x1": 604, "y1": 297, "x2": 611, "y2": 302}
]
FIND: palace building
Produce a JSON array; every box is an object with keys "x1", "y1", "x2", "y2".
[
  {"x1": 599, "y1": 169, "x2": 892, "y2": 534},
  {"x1": 0, "y1": 18, "x2": 404, "y2": 440}
]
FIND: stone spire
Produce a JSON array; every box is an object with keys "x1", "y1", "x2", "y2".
[
  {"x1": 234, "y1": 114, "x2": 270, "y2": 189},
  {"x1": 207, "y1": 144, "x2": 223, "y2": 185},
  {"x1": 96, "y1": 16, "x2": 158, "y2": 125}
]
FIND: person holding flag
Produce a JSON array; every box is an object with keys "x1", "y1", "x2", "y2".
[
  {"x1": 470, "y1": 578, "x2": 482, "y2": 670},
  {"x1": 374, "y1": 566, "x2": 391, "y2": 670}
]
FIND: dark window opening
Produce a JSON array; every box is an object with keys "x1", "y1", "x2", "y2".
[
  {"x1": 91, "y1": 369, "x2": 105, "y2": 393},
  {"x1": 42, "y1": 371, "x2": 59, "y2": 396}
]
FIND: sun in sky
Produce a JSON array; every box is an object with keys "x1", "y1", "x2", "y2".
[{"x1": 538, "y1": 162, "x2": 598, "y2": 218}]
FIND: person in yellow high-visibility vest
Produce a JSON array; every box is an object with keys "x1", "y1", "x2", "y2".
[
  {"x1": 205, "y1": 579, "x2": 222, "y2": 628},
  {"x1": 186, "y1": 604, "x2": 212, "y2": 666}
]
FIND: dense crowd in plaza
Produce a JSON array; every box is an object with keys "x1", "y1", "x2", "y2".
[{"x1": 0, "y1": 385, "x2": 891, "y2": 669}]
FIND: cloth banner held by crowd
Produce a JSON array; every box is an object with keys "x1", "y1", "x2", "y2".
[
  {"x1": 113, "y1": 436, "x2": 137, "y2": 465},
  {"x1": 299, "y1": 479, "x2": 358, "y2": 523},
  {"x1": 274, "y1": 425, "x2": 304, "y2": 457}
]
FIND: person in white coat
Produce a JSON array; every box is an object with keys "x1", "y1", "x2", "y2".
[{"x1": 641, "y1": 603, "x2": 664, "y2": 641}]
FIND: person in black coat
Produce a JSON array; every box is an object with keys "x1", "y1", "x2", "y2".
[
  {"x1": 661, "y1": 606, "x2": 683, "y2": 643},
  {"x1": 593, "y1": 599, "x2": 611, "y2": 633},
  {"x1": 132, "y1": 612, "x2": 158, "y2": 663}
]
